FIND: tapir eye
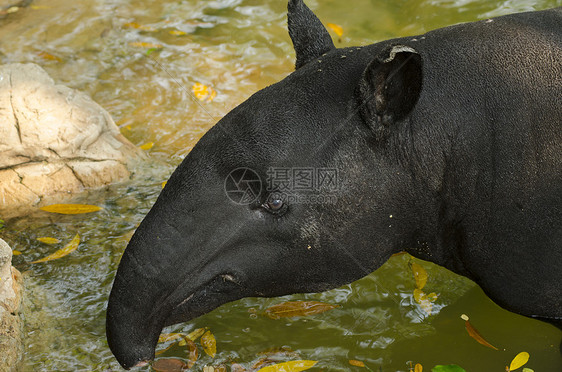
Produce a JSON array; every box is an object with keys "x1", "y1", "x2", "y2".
[{"x1": 267, "y1": 198, "x2": 284, "y2": 211}]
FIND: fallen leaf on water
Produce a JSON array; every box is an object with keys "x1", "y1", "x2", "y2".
[
  {"x1": 178, "y1": 327, "x2": 207, "y2": 346},
  {"x1": 152, "y1": 358, "x2": 188, "y2": 372},
  {"x1": 192, "y1": 83, "x2": 217, "y2": 102},
  {"x1": 158, "y1": 333, "x2": 183, "y2": 343},
  {"x1": 256, "y1": 360, "x2": 317, "y2": 372},
  {"x1": 124, "y1": 22, "x2": 155, "y2": 31},
  {"x1": 169, "y1": 29, "x2": 187, "y2": 36},
  {"x1": 265, "y1": 301, "x2": 338, "y2": 319},
  {"x1": 140, "y1": 142, "x2": 154, "y2": 150},
  {"x1": 12, "y1": 250, "x2": 22, "y2": 256},
  {"x1": 508, "y1": 352, "x2": 530, "y2": 371},
  {"x1": 413, "y1": 289, "x2": 438, "y2": 315},
  {"x1": 326, "y1": 23, "x2": 343, "y2": 41},
  {"x1": 186, "y1": 338, "x2": 198, "y2": 368},
  {"x1": 37, "y1": 237, "x2": 61, "y2": 244},
  {"x1": 162, "y1": 181, "x2": 167, "y2": 188},
  {"x1": 201, "y1": 330, "x2": 216, "y2": 358},
  {"x1": 431, "y1": 365, "x2": 466, "y2": 372},
  {"x1": 460, "y1": 314, "x2": 498, "y2": 350},
  {"x1": 32, "y1": 234, "x2": 80, "y2": 263},
  {"x1": 349, "y1": 360, "x2": 365, "y2": 367},
  {"x1": 410, "y1": 261, "x2": 428, "y2": 289},
  {"x1": 415, "y1": 363, "x2": 423, "y2": 372},
  {"x1": 40, "y1": 204, "x2": 102, "y2": 214},
  {"x1": 37, "y1": 51, "x2": 62, "y2": 62},
  {"x1": 129, "y1": 41, "x2": 163, "y2": 49},
  {"x1": 521, "y1": 368, "x2": 534, "y2": 372}
]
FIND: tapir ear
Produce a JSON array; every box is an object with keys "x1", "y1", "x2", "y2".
[
  {"x1": 358, "y1": 45, "x2": 423, "y2": 140},
  {"x1": 288, "y1": 0, "x2": 336, "y2": 69}
]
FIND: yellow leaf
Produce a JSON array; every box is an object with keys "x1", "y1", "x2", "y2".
[
  {"x1": 158, "y1": 333, "x2": 182, "y2": 343},
  {"x1": 410, "y1": 261, "x2": 428, "y2": 289},
  {"x1": 464, "y1": 318, "x2": 499, "y2": 350},
  {"x1": 140, "y1": 142, "x2": 154, "y2": 150},
  {"x1": 124, "y1": 22, "x2": 155, "y2": 31},
  {"x1": 201, "y1": 330, "x2": 216, "y2": 358},
  {"x1": 257, "y1": 360, "x2": 317, "y2": 372},
  {"x1": 186, "y1": 338, "x2": 198, "y2": 368},
  {"x1": 40, "y1": 204, "x2": 102, "y2": 215},
  {"x1": 349, "y1": 359, "x2": 365, "y2": 367},
  {"x1": 265, "y1": 301, "x2": 338, "y2": 319},
  {"x1": 12, "y1": 250, "x2": 22, "y2": 256},
  {"x1": 37, "y1": 237, "x2": 61, "y2": 244},
  {"x1": 129, "y1": 41, "x2": 163, "y2": 49},
  {"x1": 509, "y1": 352, "x2": 530, "y2": 371},
  {"x1": 32, "y1": 234, "x2": 80, "y2": 263},
  {"x1": 192, "y1": 83, "x2": 217, "y2": 102},
  {"x1": 415, "y1": 363, "x2": 423, "y2": 372},
  {"x1": 413, "y1": 289, "x2": 438, "y2": 315},
  {"x1": 37, "y1": 51, "x2": 62, "y2": 62},
  {"x1": 169, "y1": 30, "x2": 187, "y2": 36},
  {"x1": 178, "y1": 327, "x2": 207, "y2": 346},
  {"x1": 162, "y1": 181, "x2": 167, "y2": 188},
  {"x1": 326, "y1": 23, "x2": 343, "y2": 38}
]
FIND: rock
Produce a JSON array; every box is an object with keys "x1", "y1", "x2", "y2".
[
  {"x1": 0, "y1": 63, "x2": 142, "y2": 216},
  {"x1": 0, "y1": 238, "x2": 23, "y2": 371}
]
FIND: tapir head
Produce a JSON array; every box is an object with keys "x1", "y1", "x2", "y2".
[{"x1": 107, "y1": 0, "x2": 429, "y2": 368}]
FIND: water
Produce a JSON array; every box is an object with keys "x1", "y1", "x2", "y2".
[{"x1": 0, "y1": 0, "x2": 560, "y2": 370}]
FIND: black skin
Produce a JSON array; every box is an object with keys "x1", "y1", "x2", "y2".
[{"x1": 106, "y1": 0, "x2": 562, "y2": 368}]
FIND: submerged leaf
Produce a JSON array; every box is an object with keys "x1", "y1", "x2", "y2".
[
  {"x1": 326, "y1": 23, "x2": 343, "y2": 38},
  {"x1": 410, "y1": 261, "x2": 428, "y2": 289},
  {"x1": 40, "y1": 204, "x2": 101, "y2": 214},
  {"x1": 37, "y1": 237, "x2": 61, "y2": 244},
  {"x1": 169, "y1": 29, "x2": 187, "y2": 36},
  {"x1": 265, "y1": 301, "x2": 338, "y2": 319},
  {"x1": 256, "y1": 360, "x2": 317, "y2": 372},
  {"x1": 509, "y1": 352, "x2": 530, "y2": 371},
  {"x1": 152, "y1": 358, "x2": 188, "y2": 372},
  {"x1": 431, "y1": 365, "x2": 466, "y2": 372},
  {"x1": 349, "y1": 360, "x2": 365, "y2": 367},
  {"x1": 413, "y1": 289, "x2": 437, "y2": 315},
  {"x1": 192, "y1": 83, "x2": 217, "y2": 102},
  {"x1": 463, "y1": 316, "x2": 498, "y2": 350},
  {"x1": 12, "y1": 250, "x2": 22, "y2": 256},
  {"x1": 186, "y1": 338, "x2": 198, "y2": 368},
  {"x1": 140, "y1": 142, "x2": 154, "y2": 150},
  {"x1": 32, "y1": 234, "x2": 80, "y2": 263},
  {"x1": 201, "y1": 330, "x2": 216, "y2": 358},
  {"x1": 37, "y1": 51, "x2": 62, "y2": 62}
]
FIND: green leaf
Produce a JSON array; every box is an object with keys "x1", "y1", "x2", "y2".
[
  {"x1": 0, "y1": 219, "x2": 4, "y2": 229},
  {"x1": 431, "y1": 365, "x2": 466, "y2": 372}
]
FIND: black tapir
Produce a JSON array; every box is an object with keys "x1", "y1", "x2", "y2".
[{"x1": 107, "y1": 0, "x2": 562, "y2": 368}]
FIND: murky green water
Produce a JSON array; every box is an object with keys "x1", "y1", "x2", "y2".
[{"x1": 1, "y1": 0, "x2": 561, "y2": 371}]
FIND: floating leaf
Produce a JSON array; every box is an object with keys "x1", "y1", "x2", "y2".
[
  {"x1": 201, "y1": 330, "x2": 216, "y2": 358},
  {"x1": 413, "y1": 289, "x2": 438, "y2": 315},
  {"x1": 140, "y1": 142, "x2": 154, "y2": 150},
  {"x1": 178, "y1": 327, "x2": 207, "y2": 346},
  {"x1": 158, "y1": 333, "x2": 183, "y2": 343},
  {"x1": 192, "y1": 83, "x2": 217, "y2": 102},
  {"x1": 462, "y1": 315, "x2": 498, "y2": 350},
  {"x1": 509, "y1": 352, "x2": 530, "y2": 371},
  {"x1": 326, "y1": 23, "x2": 343, "y2": 39},
  {"x1": 415, "y1": 363, "x2": 423, "y2": 372},
  {"x1": 410, "y1": 261, "x2": 428, "y2": 289},
  {"x1": 349, "y1": 360, "x2": 365, "y2": 367},
  {"x1": 431, "y1": 365, "x2": 466, "y2": 372},
  {"x1": 521, "y1": 368, "x2": 534, "y2": 372},
  {"x1": 40, "y1": 204, "x2": 101, "y2": 215},
  {"x1": 37, "y1": 51, "x2": 62, "y2": 62},
  {"x1": 12, "y1": 250, "x2": 22, "y2": 256},
  {"x1": 257, "y1": 360, "x2": 317, "y2": 372},
  {"x1": 152, "y1": 358, "x2": 188, "y2": 372},
  {"x1": 32, "y1": 233, "x2": 80, "y2": 263},
  {"x1": 37, "y1": 237, "x2": 61, "y2": 244},
  {"x1": 265, "y1": 301, "x2": 338, "y2": 319},
  {"x1": 186, "y1": 338, "x2": 198, "y2": 368},
  {"x1": 162, "y1": 181, "x2": 167, "y2": 188},
  {"x1": 169, "y1": 29, "x2": 187, "y2": 36},
  {"x1": 124, "y1": 22, "x2": 155, "y2": 31},
  {"x1": 129, "y1": 41, "x2": 163, "y2": 49}
]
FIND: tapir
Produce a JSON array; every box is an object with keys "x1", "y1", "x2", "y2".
[{"x1": 107, "y1": 0, "x2": 562, "y2": 368}]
